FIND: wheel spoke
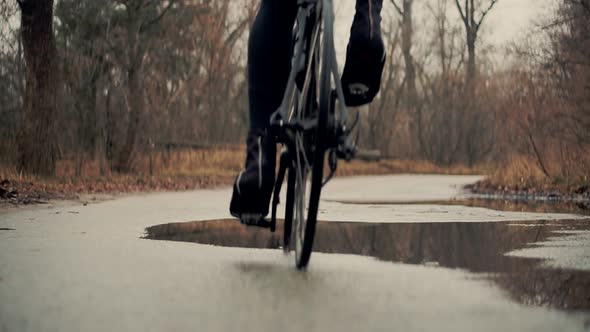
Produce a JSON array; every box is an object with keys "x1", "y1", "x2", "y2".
[
  {"x1": 284, "y1": 0, "x2": 335, "y2": 269},
  {"x1": 294, "y1": 131, "x2": 309, "y2": 256}
]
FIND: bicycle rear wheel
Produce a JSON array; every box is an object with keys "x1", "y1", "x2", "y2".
[{"x1": 289, "y1": 2, "x2": 334, "y2": 269}]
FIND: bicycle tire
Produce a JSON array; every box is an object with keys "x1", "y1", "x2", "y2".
[
  {"x1": 292, "y1": 0, "x2": 334, "y2": 269},
  {"x1": 283, "y1": 165, "x2": 295, "y2": 253}
]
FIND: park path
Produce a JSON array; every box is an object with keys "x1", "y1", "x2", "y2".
[{"x1": 1, "y1": 175, "x2": 588, "y2": 332}]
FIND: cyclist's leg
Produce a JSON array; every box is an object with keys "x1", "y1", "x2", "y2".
[
  {"x1": 230, "y1": 0, "x2": 297, "y2": 222},
  {"x1": 342, "y1": 0, "x2": 386, "y2": 107},
  {"x1": 248, "y1": 0, "x2": 298, "y2": 130}
]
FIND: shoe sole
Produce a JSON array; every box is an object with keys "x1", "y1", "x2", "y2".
[{"x1": 237, "y1": 213, "x2": 272, "y2": 228}]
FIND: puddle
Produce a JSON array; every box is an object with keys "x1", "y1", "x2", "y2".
[
  {"x1": 444, "y1": 198, "x2": 590, "y2": 216},
  {"x1": 326, "y1": 198, "x2": 590, "y2": 216},
  {"x1": 145, "y1": 218, "x2": 590, "y2": 311}
]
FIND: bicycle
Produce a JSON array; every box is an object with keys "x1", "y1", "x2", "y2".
[{"x1": 263, "y1": 0, "x2": 359, "y2": 269}]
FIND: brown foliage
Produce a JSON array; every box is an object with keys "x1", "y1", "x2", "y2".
[
  {"x1": 0, "y1": 0, "x2": 588, "y2": 198},
  {"x1": 481, "y1": 0, "x2": 590, "y2": 192}
]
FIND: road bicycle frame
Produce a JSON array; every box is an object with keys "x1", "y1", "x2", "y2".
[{"x1": 267, "y1": 0, "x2": 359, "y2": 246}]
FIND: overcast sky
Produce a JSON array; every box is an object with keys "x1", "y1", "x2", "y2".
[
  {"x1": 1, "y1": 0, "x2": 559, "y2": 68},
  {"x1": 332, "y1": 0, "x2": 557, "y2": 65},
  {"x1": 484, "y1": 0, "x2": 556, "y2": 44}
]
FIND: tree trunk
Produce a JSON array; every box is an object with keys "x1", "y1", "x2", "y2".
[
  {"x1": 454, "y1": 0, "x2": 500, "y2": 95},
  {"x1": 401, "y1": 0, "x2": 416, "y2": 104},
  {"x1": 114, "y1": 65, "x2": 143, "y2": 172},
  {"x1": 16, "y1": 0, "x2": 59, "y2": 176},
  {"x1": 397, "y1": 0, "x2": 424, "y2": 157},
  {"x1": 104, "y1": 79, "x2": 115, "y2": 170},
  {"x1": 114, "y1": 14, "x2": 144, "y2": 173},
  {"x1": 466, "y1": 30, "x2": 476, "y2": 94}
]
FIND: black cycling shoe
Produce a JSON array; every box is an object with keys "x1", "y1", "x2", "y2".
[
  {"x1": 229, "y1": 129, "x2": 277, "y2": 226},
  {"x1": 341, "y1": 0, "x2": 385, "y2": 107}
]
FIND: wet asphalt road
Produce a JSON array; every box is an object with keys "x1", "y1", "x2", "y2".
[{"x1": 1, "y1": 175, "x2": 589, "y2": 332}]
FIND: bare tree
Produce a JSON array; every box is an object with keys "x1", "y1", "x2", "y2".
[
  {"x1": 417, "y1": 0, "x2": 466, "y2": 165},
  {"x1": 365, "y1": 18, "x2": 404, "y2": 154},
  {"x1": 55, "y1": 0, "x2": 111, "y2": 175},
  {"x1": 16, "y1": 0, "x2": 60, "y2": 176},
  {"x1": 551, "y1": 0, "x2": 590, "y2": 145},
  {"x1": 389, "y1": 0, "x2": 431, "y2": 158},
  {"x1": 454, "y1": 0, "x2": 498, "y2": 91},
  {"x1": 0, "y1": 0, "x2": 257, "y2": 175},
  {"x1": 390, "y1": 0, "x2": 416, "y2": 103},
  {"x1": 103, "y1": 0, "x2": 180, "y2": 172}
]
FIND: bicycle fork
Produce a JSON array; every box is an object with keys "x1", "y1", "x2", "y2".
[{"x1": 270, "y1": 149, "x2": 291, "y2": 233}]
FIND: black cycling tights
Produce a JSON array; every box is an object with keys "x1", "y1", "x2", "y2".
[
  {"x1": 248, "y1": 0, "x2": 383, "y2": 129},
  {"x1": 247, "y1": 0, "x2": 298, "y2": 130}
]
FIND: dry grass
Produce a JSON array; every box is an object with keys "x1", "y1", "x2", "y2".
[
  {"x1": 5, "y1": 146, "x2": 587, "y2": 205},
  {"x1": 0, "y1": 146, "x2": 487, "y2": 203},
  {"x1": 473, "y1": 154, "x2": 590, "y2": 196},
  {"x1": 0, "y1": 147, "x2": 243, "y2": 202},
  {"x1": 3, "y1": 147, "x2": 586, "y2": 204},
  {"x1": 52, "y1": 145, "x2": 244, "y2": 179},
  {"x1": 336, "y1": 158, "x2": 488, "y2": 177}
]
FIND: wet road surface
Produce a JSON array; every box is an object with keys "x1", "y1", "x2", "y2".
[
  {"x1": 146, "y1": 218, "x2": 590, "y2": 310},
  {"x1": 1, "y1": 175, "x2": 589, "y2": 331}
]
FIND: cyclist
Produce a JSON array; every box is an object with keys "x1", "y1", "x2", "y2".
[{"x1": 230, "y1": 0, "x2": 385, "y2": 224}]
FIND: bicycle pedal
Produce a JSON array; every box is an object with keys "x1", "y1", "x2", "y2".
[{"x1": 240, "y1": 214, "x2": 272, "y2": 229}]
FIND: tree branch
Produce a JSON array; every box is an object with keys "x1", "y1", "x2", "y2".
[
  {"x1": 454, "y1": 0, "x2": 467, "y2": 25},
  {"x1": 139, "y1": 0, "x2": 176, "y2": 33},
  {"x1": 389, "y1": 0, "x2": 403, "y2": 15},
  {"x1": 470, "y1": 0, "x2": 475, "y2": 26},
  {"x1": 476, "y1": 0, "x2": 499, "y2": 31}
]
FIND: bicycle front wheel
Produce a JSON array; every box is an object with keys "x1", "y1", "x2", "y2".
[{"x1": 290, "y1": 1, "x2": 334, "y2": 269}]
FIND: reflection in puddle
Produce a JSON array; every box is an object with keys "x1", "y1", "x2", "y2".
[
  {"x1": 327, "y1": 198, "x2": 590, "y2": 216},
  {"x1": 145, "y1": 218, "x2": 590, "y2": 311}
]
